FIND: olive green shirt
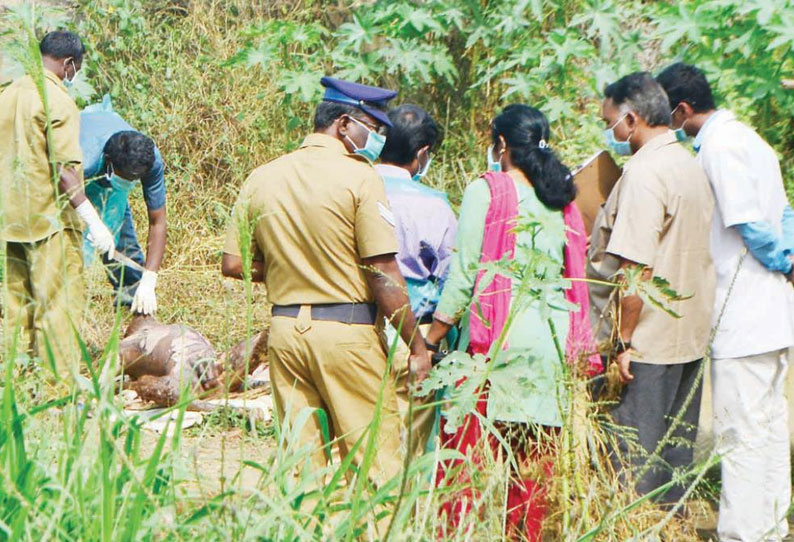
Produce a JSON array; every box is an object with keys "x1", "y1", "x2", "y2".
[
  {"x1": 0, "y1": 69, "x2": 83, "y2": 242},
  {"x1": 223, "y1": 133, "x2": 399, "y2": 305}
]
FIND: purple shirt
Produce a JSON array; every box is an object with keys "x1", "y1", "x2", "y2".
[{"x1": 375, "y1": 164, "x2": 458, "y2": 318}]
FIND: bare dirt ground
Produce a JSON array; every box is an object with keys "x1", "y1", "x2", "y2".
[{"x1": 140, "y1": 425, "x2": 273, "y2": 496}]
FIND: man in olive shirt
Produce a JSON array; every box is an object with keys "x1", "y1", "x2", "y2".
[
  {"x1": 588, "y1": 72, "x2": 715, "y2": 503},
  {"x1": 222, "y1": 77, "x2": 431, "y2": 484},
  {"x1": 1, "y1": 32, "x2": 114, "y2": 379}
]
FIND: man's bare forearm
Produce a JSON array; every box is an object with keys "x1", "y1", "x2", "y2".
[
  {"x1": 58, "y1": 166, "x2": 87, "y2": 208},
  {"x1": 619, "y1": 294, "x2": 643, "y2": 342},
  {"x1": 618, "y1": 260, "x2": 652, "y2": 342},
  {"x1": 145, "y1": 206, "x2": 167, "y2": 272},
  {"x1": 221, "y1": 252, "x2": 265, "y2": 282},
  {"x1": 363, "y1": 254, "x2": 426, "y2": 356}
]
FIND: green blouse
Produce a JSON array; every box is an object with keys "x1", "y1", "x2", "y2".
[{"x1": 435, "y1": 177, "x2": 569, "y2": 427}]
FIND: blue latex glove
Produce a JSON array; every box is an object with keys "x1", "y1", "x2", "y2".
[
  {"x1": 736, "y1": 206, "x2": 794, "y2": 274},
  {"x1": 782, "y1": 205, "x2": 794, "y2": 253}
]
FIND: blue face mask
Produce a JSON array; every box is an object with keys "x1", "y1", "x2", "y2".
[
  {"x1": 346, "y1": 116, "x2": 386, "y2": 162},
  {"x1": 673, "y1": 127, "x2": 689, "y2": 143},
  {"x1": 487, "y1": 144, "x2": 502, "y2": 172},
  {"x1": 62, "y1": 59, "x2": 79, "y2": 89},
  {"x1": 412, "y1": 155, "x2": 432, "y2": 182},
  {"x1": 603, "y1": 114, "x2": 632, "y2": 156},
  {"x1": 109, "y1": 174, "x2": 137, "y2": 193},
  {"x1": 670, "y1": 106, "x2": 690, "y2": 143}
]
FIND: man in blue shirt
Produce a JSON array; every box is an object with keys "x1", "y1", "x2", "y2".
[
  {"x1": 80, "y1": 99, "x2": 167, "y2": 314},
  {"x1": 376, "y1": 105, "x2": 457, "y2": 320},
  {"x1": 375, "y1": 104, "x2": 457, "y2": 456}
]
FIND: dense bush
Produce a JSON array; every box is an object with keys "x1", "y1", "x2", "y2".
[{"x1": 8, "y1": 0, "x2": 790, "y2": 215}]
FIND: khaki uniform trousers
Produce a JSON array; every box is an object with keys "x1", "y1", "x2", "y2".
[
  {"x1": 268, "y1": 306, "x2": 402, "y2": 486},
  {"x1": 391, "y1": 322, "x2": 436, "y2": 458},
  {"x1": 4, "y1": 228, "x2": 84, "y2": 377}
]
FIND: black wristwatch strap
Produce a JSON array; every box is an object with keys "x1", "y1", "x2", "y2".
[
  {"x1": 615, "y1": 340, "x2": 632, "y2": 354},
  {"x1": 425, "y1": 339, "x2": 440, "y2": 353}
]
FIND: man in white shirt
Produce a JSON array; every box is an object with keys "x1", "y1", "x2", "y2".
[{"x1": 658, "y1": 63, "x2": 794, "y2": 542}]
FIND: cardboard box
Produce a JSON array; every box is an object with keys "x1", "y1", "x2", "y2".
[{"x1": 572, "y1": 150, "x2": 622, "y2": 236}]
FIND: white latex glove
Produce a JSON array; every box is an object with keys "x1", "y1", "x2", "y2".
[
  {"x1": 75, "y1": 200, "x2": 115, "y2": 255},
  {"x1": 131, "y1": 270, "x2": 158, "y2": 315}
]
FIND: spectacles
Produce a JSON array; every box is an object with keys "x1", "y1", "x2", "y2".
[
  {"x1": 607, "y1": 113, "x2": 628, "y2": 130},
  {"x1": 348, "y1": 115, "x2": 387, "y2": 136}
]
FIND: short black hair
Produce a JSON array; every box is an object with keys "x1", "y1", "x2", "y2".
[
  {"x1": 313, "y1": 101, "x2": 385, "y2": 131},
  {"x1": 604, "y1": 72, "x2": 672, "y2": 127},
  {"x1": 379, "y1": 105, "x2": 440, "y2": 165},
  {"x1": 39, "y1": 31, "x2": 85, "y2": 63},
  {"x1": 104, "y1": 131, "x2": 155, "y2": 178},
  {"x1": 656, "y1": 62, "x2": 716, "y2": 113}
]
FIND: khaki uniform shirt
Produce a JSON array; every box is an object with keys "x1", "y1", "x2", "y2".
[
  {"x1": 587, "y1": 131, "x2": 716, "y2": 365},
  {"x1": 0, "y1": 69, "x2": 83, "y2": 242},
  {"x1": 223, "y1": 133, "x2": 399, "y2": 305}
]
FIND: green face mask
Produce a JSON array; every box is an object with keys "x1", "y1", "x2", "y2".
[{"x1": 109, "y1": 174, "x2": 136, "y2": 193}]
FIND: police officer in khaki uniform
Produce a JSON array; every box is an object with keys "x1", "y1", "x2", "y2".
[
  {"x1": 222, "y1": 77, "x2": 431, "y2": 483},
  {"x1": 1, "y1": 31, "x2": 115, "y2": 379}
]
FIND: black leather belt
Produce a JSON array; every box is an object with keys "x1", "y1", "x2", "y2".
[{"x1": 271, "y1": 303, "x2": 378, "y2": 325}]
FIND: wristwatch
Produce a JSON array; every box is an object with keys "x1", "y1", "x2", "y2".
[
  {"x1": 615, "y1": 339, "x2": 632, "y2": 354},
  {"x1": 424, "y1": 339, "x2": 440, "y2": 353}
]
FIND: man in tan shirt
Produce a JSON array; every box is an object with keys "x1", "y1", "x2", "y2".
[
  {"x1": 1, "y1": 31, "x2": 114, "y2": 380},
  {"x1": 588, "y1": 72, "x2": 715, "y2": 504},
  {"x1": 222, "y1": 77, "x2": 431, "y2": 487}
]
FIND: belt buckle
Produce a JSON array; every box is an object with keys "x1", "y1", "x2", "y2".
[{"x1": 296, "y1": 305, "x2": 312, "y2": 334}]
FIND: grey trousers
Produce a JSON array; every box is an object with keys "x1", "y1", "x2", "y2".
[{"x1": 610, "y1": 358, "x2": 704, "y2": 505}]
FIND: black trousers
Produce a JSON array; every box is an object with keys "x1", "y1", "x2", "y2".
[{"x1": 609, "y1": 358, "x2": 704, "y2": 505}]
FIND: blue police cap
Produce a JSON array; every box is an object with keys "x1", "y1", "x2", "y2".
[{"x1": 321, "y1": 76, "x2": 397, "y2": 128}]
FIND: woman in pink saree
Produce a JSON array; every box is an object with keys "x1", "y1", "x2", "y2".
[{"x1": 425, "y1": 105, "x2": 600, "y2": 540}]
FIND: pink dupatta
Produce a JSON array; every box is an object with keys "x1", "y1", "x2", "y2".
[
  {"x1": 468, "y1": 171, "x2": 519, "y2": 356},
  {"x1": 562, "y1": 203, "x2": 603, "y2": 374},
  {"x1": 467, "y1": 171, "x2": 602, "y2": 372}
]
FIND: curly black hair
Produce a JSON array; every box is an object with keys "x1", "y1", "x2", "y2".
[{"x1": 104, "y1": 131, "x2": 155, "y2": 179}]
